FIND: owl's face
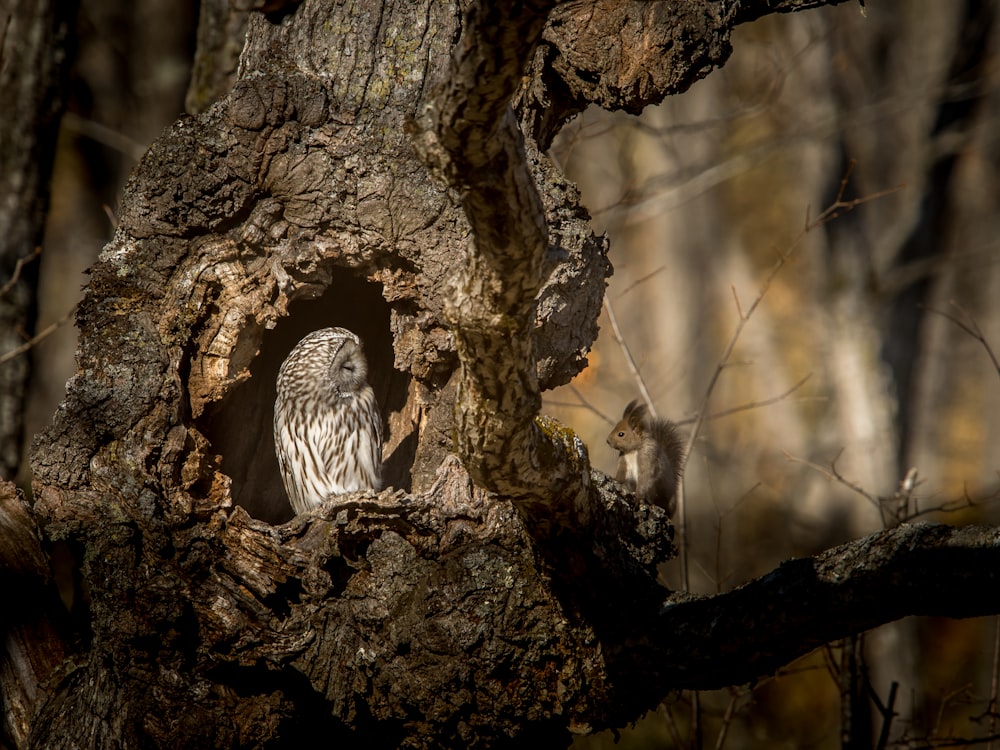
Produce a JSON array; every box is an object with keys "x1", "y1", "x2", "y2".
[
  {"x1": 328, "y1": 337, "x2": 368, "y2": 397},
  {"x1": 276, "y1": 327, "x2": 371, "y2": 405}
]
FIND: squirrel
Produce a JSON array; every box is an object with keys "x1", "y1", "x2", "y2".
[{"x1": 606, "y1": 399, "x2": 685, "y2": 516}]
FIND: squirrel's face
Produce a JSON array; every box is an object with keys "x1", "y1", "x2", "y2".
[{"x1": 607, "y1": 420, "x2": 642, "y2": 452}]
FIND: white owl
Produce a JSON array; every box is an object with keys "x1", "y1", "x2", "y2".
[{"x1": 273, "y1": 327, "x2": 383, "y2": 514}]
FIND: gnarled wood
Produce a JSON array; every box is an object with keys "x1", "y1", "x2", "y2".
[{"x1": 19, "y1": 1, "x2": 995, "y2": 748}]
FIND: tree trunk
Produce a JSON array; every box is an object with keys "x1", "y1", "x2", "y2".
[
  {"x1": 18, "y1": 1, "x2": 1000, "y2": 747},
  {"x1": 0, "y1": 0, "x2": 73, "y2": 480}
]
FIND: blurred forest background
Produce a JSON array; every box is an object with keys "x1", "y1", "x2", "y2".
[{"x1": 3, "y1": 1, "x2": 1000, "y2": 748}]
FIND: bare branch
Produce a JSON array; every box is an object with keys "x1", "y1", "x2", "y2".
[
  {"x1": 416, "y1": 1, "x2": 563, "y2": 503},
  {"x1": 804, "y1": 160, "x2": 904, "y2": 231},
  {"x1": 990, "y1": 617, "x2": 1000, "y2": 750},
  {"x1": 0, "y1": 246, "x2": 41, "y2": 299},
  {"x1": 674, "y1": 373, "x2": 816, "y2": 426},
  {"x1": 638, "y1": 523, "x2": 1000, "y2": 692},
  {"x1": 673, "y1": 165, "x2": 900, "y2": 588},
  {"x1": 61, "y1": 112, "x2": 147, "y2": 162},
  {"x1": 544, "y1": 385, "x2": 617, "y2": 425},
  {"x1": 785, "y1": 449, "x2": 880, "y2": 504},
  {"x1": 677, "y1": 236, "x2": 802, "y2": 588},
  {"x1": 873, "y1": 680, "x2": 898, "y2": 750},
  {"x1": 713, "y1": 689, "x2": 743, "y2": 750},
  {"x1": 0, "y1": 304, "x2": 77, "y2": 366},
  {"x1": 924, "y1": 301, "x2": 1000, "y2": 382},
  {"x1": 788, "y1": 451, "x2": 1000, "y2": 529},
  {"x1": 616, "y1": 265, "x2": 667, "y2": 298},
  {"x1": 603, "y1": 295, "x2": 658, "y2": 418}
]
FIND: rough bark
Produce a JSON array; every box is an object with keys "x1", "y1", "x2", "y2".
[
  {"x1": 187, "y1": 0, "x2": 297, "y2": 113},
  {"x1": 22, "y1": 0, "x2": 998, "y2": 748}
]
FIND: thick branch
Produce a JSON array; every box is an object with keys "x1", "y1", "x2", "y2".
[
  {"x1": 623, "y1": 523, "x2": 1000, "y2": 693},
  {"x1": 519, "y1": 0, "x2": 854, "y2": 148},
  {"x1": 733, "y1": 0, "x2": 854, "y2": 25},
  {"x1": 423, "y1": 2, "x2": 590, "y2": 507},
  {"x1": 425, "y1": 0, "x2": 858, "y2": 503}
]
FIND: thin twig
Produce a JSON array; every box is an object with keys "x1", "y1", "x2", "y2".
[
  {"x1": 674, "y1": 164, "x2": 899, "y2": 593},
  {"x1": 840, "y1": 634, "x2": 865, "y2": 750},
  {"x1": 677, "y1": 247, "x2": 795, "y2": 591},
  {"x1": 673, "y1": 373, "x2": 816, "y2": 426},
  {"x1": 713, "y1": 478, "x2": 726, "y2": 595},
  {"x1": 881, "y1": 467, "x2": 921, "y2": 528},
  {"x1": 989, "y1": 617, "x2": 1000, "y2": 750},
  {"x1": 788, "y1": 450, "x2": 1000, "y2": 528},
  {"x1": 0, "y1": 304, "x2": 78, "y2": 366},
  {"x1": 730, "y1": 285, "x2": 744, "y2": 320},
  {"x1": 932, "y1": 684, "x2": 975, "y2": 739},
  {"x1": 900, "y1": 492, "x2": 999, "y2": 522},
  {"x1": 544, "y1": 385, "x2": 617, "y2": 425},
  {"x1": 872, "y1": 679, "x2": 899, "y2": 750},
  {"x1": 659, "y1": 700, "x2": 686, "y2": 750},
  {"x1": 616, "y1": 265, "x2": 667, "y2": 298},
  {"x1": 691, "y1": 690, "x2": 702, "y2": 750},
  {"x1": 603, "y1": 295, "x2": 658, "y2": 417},
  {"x1": 924, "y1": 301, "x2": 1000, "y2": 382},
  {"x1": 103, "y1": 204, "x2": 119, "y2": 231},
  {"x1": 784, "y1": 449, "x2": 880, "y2": 507},
  {"x1": 804, "y1": 160, "x2": 903, "y2": 231},
  {"x1": 61, "y1": 111, "x2": 148, "y2": 162},
  {"x1": 822, "y1": 642, "x2": 842, "y2": 681},
  {"x1": 706, "y1": 479, "x2": 759, "y2": 593},
  {"x1": 714, "y1": 692, "x2": 740, "y2": 750},
  {"x1": 0, "y1": 246, "x2": 42, "y2": 299}
]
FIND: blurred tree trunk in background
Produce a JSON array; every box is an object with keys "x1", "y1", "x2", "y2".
[
  {"x1": 0, "y1": 0, "x2": 73, "y2": 480},
  {"x1": 186, "y1": 0, "x2": 250, "y2": 114},
  {"x1": 554, "y1": 0, "x2": 1000, "y2": 539},
  {"x1": 0, "y1": 4, "x2": 74, "y2": 743},
  {"x1": 16, "y1": 0, "x2": 197, "y2": 487}
]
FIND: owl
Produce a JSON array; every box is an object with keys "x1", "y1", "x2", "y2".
[{"x1": 273, "y1": 327, "x2": 383, "y2": 514}]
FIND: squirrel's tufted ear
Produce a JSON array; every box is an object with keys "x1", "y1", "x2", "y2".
[{"x1": 624, "y1": 399, "x2": 648, "y2": 428}]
